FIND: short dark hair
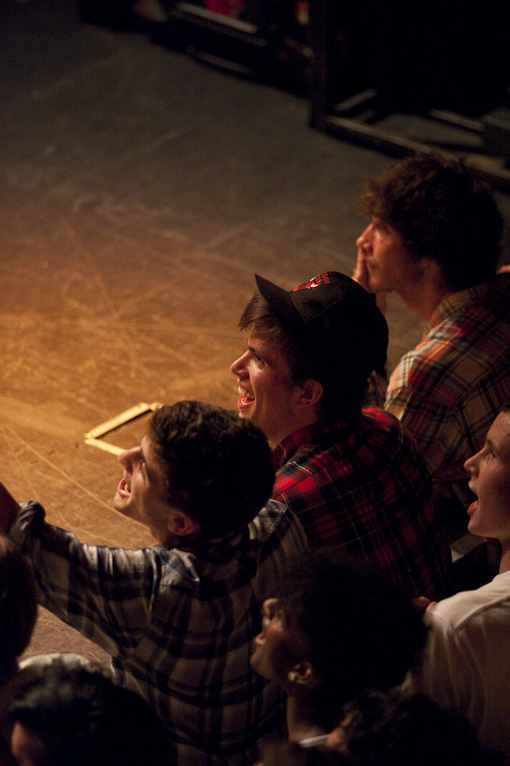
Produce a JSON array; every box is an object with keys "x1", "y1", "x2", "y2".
[
  {"x1": 275, "y1": 548, "x2": 428, "y2": 717},
  {"x1": 358, "y1": 153, "x2": 503, "y2": 290},
  {"x1": 261, "y1": 691, "x2": 495, "y2": 766},
  {"x1": 10, "y1": 659, "x2": 169, "y2": 766},
  {"x1": 148, "y1": 401, "x2": 275, "y2": 537},
  {"x1": 0, "y1": 537, "x2": 37, "y2": 682},
  {"x1": 330, "y1": 688, "x2": 495, "y2": 766},
  {"x1": 238, "y1": 293, "x2": 372, "y2": 423}
]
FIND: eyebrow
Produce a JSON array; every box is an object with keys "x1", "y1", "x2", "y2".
[
  {"x1": 485, "y1": 437, "x2": 497, "y2": 454},
  {"x1": 248, "y1": 342, "x2": 267, "y2": 360},
  {"x1": 485, "y1": 437, "x2": 509, "y2": 461},
  {"x1": 139, "y1": 439, "x2": 154, "y2": 482}
]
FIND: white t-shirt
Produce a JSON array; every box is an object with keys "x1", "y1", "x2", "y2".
[{"x1": 409, "y1": 570, "x2": 510, "y2": 763}]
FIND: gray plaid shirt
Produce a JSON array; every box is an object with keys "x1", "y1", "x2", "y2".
[{"x1": 10, "y1": 499, "x2": 308, "y2": 766}]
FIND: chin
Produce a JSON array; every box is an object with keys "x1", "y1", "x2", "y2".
[
  {"x1": 249, "y1": 651, "x2": 268, "y2": 679},
  {"x1": 113, "y1": 499, "x2": 132, "y2": 520}
]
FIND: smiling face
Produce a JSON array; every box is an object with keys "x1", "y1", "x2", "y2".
[
  {"x1": 113, "y1": 434, "x2": 173, "y2": 543},
  {"x1": 464, "y1": 410, "x2": 510, "y2": 546},
  {"x1": 357, "y1": 217, "x2": 423, "y2": 296},
  {"x1": 230, "y1": 333, "x2": 312, "y2": 447}
]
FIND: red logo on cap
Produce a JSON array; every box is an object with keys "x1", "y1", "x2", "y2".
[{"x1": 292, "y1": 272, "x2": 330, "y2": 292}]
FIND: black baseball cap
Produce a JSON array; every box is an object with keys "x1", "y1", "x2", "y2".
[{"x1": 255, "y1": 271, "x2": 388, "y2": 378}]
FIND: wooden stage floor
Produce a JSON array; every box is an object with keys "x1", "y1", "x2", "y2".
[{"x1": 1, "y1": 0, "x2": 510, "y2": 665}]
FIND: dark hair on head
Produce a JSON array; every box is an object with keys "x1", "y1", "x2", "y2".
[
  {"x1": 275, "y1": 548, "x2": 428, "y2": 718},
  {"x1": 358, "y1": 153, "x2": 503, "y2": 290},
  {"x1": 0, "y1": 537, "x2": 38, "y2": 682},
  {"x1": 332, "y1": 688, "x2": 499, "y2": 766},
  {"x1": 238, "y1": 293, "x2": 369, "y2": 423},
  {"x1": 148, "y1": 401, "x2": 275, "y2": 538},
  {"x1": 9, "y1": 659, "x2": 169, "y2": 766},
  {"x1": 262, "y1": 692, "x2": 497, "y2": 766},
  {"x1": 501, "y1": 401, "x2": 510, "y2": 414}
]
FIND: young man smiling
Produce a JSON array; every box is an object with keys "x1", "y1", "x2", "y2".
[
  {"x1": 353, "y1": 153, "x2": 510, "y2": 534},
  {"x1": 0, "y1": 401, "x2": 308, "y2": 766},
  {"x1": 231, "y1": 271, "x2": 452, "y2": 601},
  {"x1": 409, "y1": 403, "x2": 510, "y2": 763}
]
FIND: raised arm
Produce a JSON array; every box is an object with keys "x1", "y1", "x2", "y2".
[{"x1": 0, "y1": 482, "x2": 21, "y2": 533}]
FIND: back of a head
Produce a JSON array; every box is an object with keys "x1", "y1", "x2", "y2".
[
  {"x1": 277, "y1": 548, "x2": 428, "y2": 706},
  {"x1": 0, "y1": 537, "x2": 37, "y2": 682},
  {"x1": 330, "y1": 688, "x2": 498, "y2": 766},
  {"x1": 9, "y1": 659, "x2": 170, "y2": 766},
  {"x1": 239, "y1": 272, "x2": 388, "y2": 423},
  {"x1": 149, "y1": 400, "x2": 276, "y2": 537},
  {"x1": 358, "y1": 153, "x2": 503, "y2": 290}
]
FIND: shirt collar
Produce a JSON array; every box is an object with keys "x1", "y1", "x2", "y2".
[
  {"x1": 272, "y1": 420, "x2": 347, "y2": 467},
  {"x1": 428, "y1": 282, "x2": 488, "y2": 329}
]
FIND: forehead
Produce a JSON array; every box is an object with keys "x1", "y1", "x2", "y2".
[
  {"x1": 487, "y1": 411, "x2": 510, "y2": 460},
  {"x1": 140, "y1": 434, "x2": 166, "y2": 483},
  {"x1": 373, "y1": 214, "x2": 405, "y2": 239}
]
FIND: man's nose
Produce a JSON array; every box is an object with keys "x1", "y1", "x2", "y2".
[
  {"x1": 230, "y1": 354, "x2": 245, "y2": 375},
  {"x1": 118, "y1": 446, "x2": 139, "y2": 469},
  {"x1": 262, "y1": 597, "x2": 277, "y2": 619},
  {"x1": 464, "y1": 450, "x2": 479, "y2": 475},
  {"x1": 356, "y1": 224, "x2": 372, "y2": 249}
]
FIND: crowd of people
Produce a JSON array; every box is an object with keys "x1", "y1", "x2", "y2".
[{"x1": 1, "y1": 152, "x2": 510, "y2": 765}]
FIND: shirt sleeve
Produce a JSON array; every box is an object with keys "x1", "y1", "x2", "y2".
[
  {"x1": 409, "y1": 611, "x2": 478, "y2": 713},
  {"x1": 8, "y1": 501, "x2": 161, "y2": 659}
]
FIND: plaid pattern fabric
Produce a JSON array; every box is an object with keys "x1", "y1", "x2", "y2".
[
  {"x1": 385, "y1": 273, "x2": 510, "y2": 507},
  {"x1": 10, "y1": 500, "x2": 308, "y2": 766},
  {"x1": 272, "y1": 409, "x2": 452, "y2": 601}
]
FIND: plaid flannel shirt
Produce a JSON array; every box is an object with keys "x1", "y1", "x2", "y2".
[
  {"x1": 9, "y1": 499, "x2": 308, "y2": 766},
  {"x1": 385, "y1": 272, "x2": 510, "y2": 507},
  {"x1": 272, "y1": 408, "x2": 452, "y2": 601}
]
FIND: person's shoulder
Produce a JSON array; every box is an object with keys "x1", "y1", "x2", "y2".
[
  {"x1": 248, "y1": 499, "x2": 304, "y2": 540},
  {"x1": 360, "y1": 407, "x2": 431, "y2": 469},
  {"x1": 360, "y1": 406, "x2": 417, "y2": 445},
  {"x1": 360, "y1": 406, "x2": 397, "y2": 429},
  {"x1": 429, "y1": 571, "x2": 510, "y2": 631},
  {"x1": 488, "y1": 269, "x2": 510, "y2": 314}
]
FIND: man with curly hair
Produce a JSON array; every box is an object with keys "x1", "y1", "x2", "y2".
[{"x1": 354, "y1": 153, "x2": 510, "y2": 539}]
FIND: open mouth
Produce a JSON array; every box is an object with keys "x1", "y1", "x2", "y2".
[
  {"x1": 117, "y1": 477, "x2": 132, "y2": 496},
  {"x1": 467, "y1": 498, "x2": 479, "y2": 516},
  {"x1": 237, "y1": 385, "x2": 254, "y2": 409},
  {"x1": 466, "y1": 483, "x2": 478, "y2": 514}
]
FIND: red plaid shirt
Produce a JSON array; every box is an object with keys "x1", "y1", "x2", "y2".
[
  {"x1": 272, "y1": 408, "x2": 452, "y2": 600},
  {"x1": 386, "y1": 272, "x2": 510, "y2": 507}
]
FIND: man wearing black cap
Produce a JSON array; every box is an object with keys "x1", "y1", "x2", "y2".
[{"x1": 231, "y1": 271, "x2": 452, "y2": 601}]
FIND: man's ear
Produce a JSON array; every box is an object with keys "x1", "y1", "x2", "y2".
[
  {"x1": 287, "y1": 660, "x2": 319, "y2": 688},
  {"x1": 167, "y1": 509, "x2": 201, "y2": 537},
  {"x1": 295, "y1": 379, "x2": 323, "y2": 410}
]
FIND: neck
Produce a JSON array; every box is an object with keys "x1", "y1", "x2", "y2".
[
  {"x1": 269, "y1": 412, "x2": 319, "y2": 450},
  {"x1": 397, "y1": 261, "x2": 456, "y2": 321},
  {"x1": 400, "y1": 282, "x2": 456, "y2": 321},
  {"x1": 286, "y1": 695, "x2": 329, "y2": 743},
  {"x1": 498, "y1": 542, "x2": 510, "y2": 574}
]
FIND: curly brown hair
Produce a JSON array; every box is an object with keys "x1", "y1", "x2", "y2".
[{"x1": 358, "y1": 153, "x2": 503, "y2": 290}]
